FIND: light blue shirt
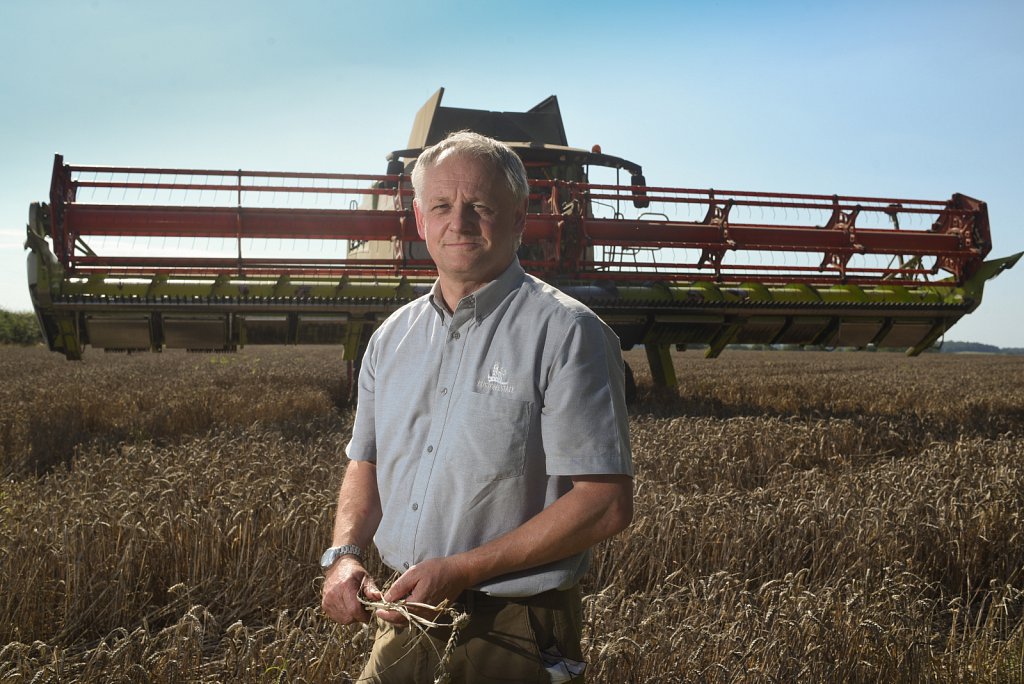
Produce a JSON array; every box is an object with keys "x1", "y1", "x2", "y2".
[{"x1": 346, "y1": 258, "x2": 633, "y2": 596}]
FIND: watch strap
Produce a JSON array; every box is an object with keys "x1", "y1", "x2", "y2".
[{"x1": 320, "y1": 544, "x2": 364, "y2": 570}]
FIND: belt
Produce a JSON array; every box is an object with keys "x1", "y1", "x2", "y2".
[{"x1": 456, "y1": 585, "x2": 577, "y2": 613}]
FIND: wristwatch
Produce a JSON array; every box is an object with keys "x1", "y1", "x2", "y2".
[{"x1": 320, "y1": 544, "x2": 364, "y2": 571}]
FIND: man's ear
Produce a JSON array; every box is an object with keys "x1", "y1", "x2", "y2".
[
  {"x1": 413, "y1": 198, "x2": 426, "y2": 240},
  {"x1": 514, "y1": 199, "x2": 527, "y2": 234}
]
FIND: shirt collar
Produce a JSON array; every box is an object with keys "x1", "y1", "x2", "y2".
[{"x1": 428, "y1": 258, "x2": 526, "y2": 324}]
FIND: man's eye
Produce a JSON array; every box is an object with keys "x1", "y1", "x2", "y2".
[{"x1": 432, "y1": 203, "x2": 449, "y2": 212}]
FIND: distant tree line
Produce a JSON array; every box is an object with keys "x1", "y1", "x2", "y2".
[
  {"x1": 703, "y1": 341, "x2": 1024, "y2": 355},
  {"x1": 0, "y1": 310, "x2": 43, "y2": 345},
  {"x1": 940, "y1": 340, "x2": 1024, "y2": 355}
]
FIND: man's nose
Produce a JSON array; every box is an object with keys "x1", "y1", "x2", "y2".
[{"x1": 451, "y1": 203, "x2": 480, "y2": 233}]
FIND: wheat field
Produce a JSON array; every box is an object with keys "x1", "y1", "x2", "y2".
[{"x1": 1, "y1": 345, "x2": 1022, "y2": 683}]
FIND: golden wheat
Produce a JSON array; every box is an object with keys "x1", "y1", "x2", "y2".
[{"x1": 1, "y1": 346, "x2": 1022, "y2": 682}]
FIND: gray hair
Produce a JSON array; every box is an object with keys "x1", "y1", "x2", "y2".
[{"x1": 411, "y1": 130, "x2": 529, "y2": 206}]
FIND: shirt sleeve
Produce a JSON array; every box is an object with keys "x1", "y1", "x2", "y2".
[
  {"x1": 540, "y1": 312, "x2": 633, "y2": 477},
  {"x1": 345, "y1": 333, "x2": 378, "y2": 463}
]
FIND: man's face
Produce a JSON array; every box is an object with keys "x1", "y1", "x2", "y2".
[{"x1": 413, "y1": 152, "x2": 525, "y2": 292}]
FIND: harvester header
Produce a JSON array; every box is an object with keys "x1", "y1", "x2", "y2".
[{"x1": 25, "y1": 88, "x2": 1020, "y2": 392}]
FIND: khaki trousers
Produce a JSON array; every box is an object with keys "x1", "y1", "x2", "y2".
[{"x1": 358, "y1": 585, "x2": 586, "y2": 684}]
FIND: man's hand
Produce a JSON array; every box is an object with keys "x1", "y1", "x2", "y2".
[
  {"x1": 376, "y1": 556, "x2": 472, "y2": 625},
  {"x1": 321, "y1": 557, "x2": 382, "y2": 625},
  {"x1": 321, "y1": 459, "x2": 382, "y2": 624}
]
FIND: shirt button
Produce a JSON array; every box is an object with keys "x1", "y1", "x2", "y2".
[
  {"x1": 440, "y1": 387, "x2": 447, "y2": 395},
  {"x1": 451, "y1": 331, "x2": 460, "y2": 340},
  {"x1": 411, "y1": 503, "x2": 419, "y2": 511},
  {"x1": 427, "y1": 445, "x2": 433, "y2": 453},
  {"x1": 403, "y1": 562, "x2": 410, "y2": 569}
]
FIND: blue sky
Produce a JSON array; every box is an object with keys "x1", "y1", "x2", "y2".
[{"x1": 2, "y1": 0, "x2": 1022, "y2": 346}]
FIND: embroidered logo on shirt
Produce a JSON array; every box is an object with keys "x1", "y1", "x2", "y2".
[{"x1": 477, "y1": 362, "x2": 514, "y2": 394}]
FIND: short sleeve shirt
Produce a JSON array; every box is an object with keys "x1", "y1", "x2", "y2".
[{"x1": 346, "y1": 258, "x2": 633, "y2": 596}]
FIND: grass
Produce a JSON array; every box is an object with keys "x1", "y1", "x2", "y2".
[{"x1": 1, "y1": 346, "x2": 1022, "y2": 682}]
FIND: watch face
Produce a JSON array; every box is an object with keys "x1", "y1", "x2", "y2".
[{"x1": 320, "y1": 548, "x2": 337, "y2": 569}]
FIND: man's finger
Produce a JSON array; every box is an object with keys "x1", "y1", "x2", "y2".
[
  {"x1": 361, "y1": 576, "x2": 383, "y2": 601},
  {"x1": 375, "y1": 606, "x2": 409, "y2": 626},
  {"x1": 382, "y1": 572, "x2": 413, "y2": 603},
  {"x1": 323, "y1": 586, "x2": 358, "y2": 625}
]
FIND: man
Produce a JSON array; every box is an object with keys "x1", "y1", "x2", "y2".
[{"x1": 320, "y1": 130, "x2": 633, "y2": 683}]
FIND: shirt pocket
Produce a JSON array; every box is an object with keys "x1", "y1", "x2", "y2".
[{"x1": 447, "y1": 390, "x2": 533, "y2": 482}]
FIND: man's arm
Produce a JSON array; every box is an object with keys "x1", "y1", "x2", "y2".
[
  {"x1": 321, "y1": 459, "x2": 384, "y2": 624},
  {"x1": 377, "y1": 473, "x2": 632, "y2": 622}
]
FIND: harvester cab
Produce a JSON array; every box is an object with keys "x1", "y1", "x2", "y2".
[
  {"x1": 24, "y1": 87, "x2": 1022, "y2": 396},
  {"x1": 349, "y1": 88, "x2": 648, "y2": 267}
]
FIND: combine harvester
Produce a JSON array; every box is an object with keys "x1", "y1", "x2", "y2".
[{"x1": 25, "y1": 88, "x2": 1021, "y2": 397}]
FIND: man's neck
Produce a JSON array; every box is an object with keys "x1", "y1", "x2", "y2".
[
  {"x1": 437, "y1": 278, "x2": 487, "y2": 313},
  {"x1": 436, "y1": 258, "x2": 516, "y2": 312}
]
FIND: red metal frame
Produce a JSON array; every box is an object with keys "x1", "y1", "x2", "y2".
[{"x1": 48, "y1": 155, "x2": 991, "y2": 287}]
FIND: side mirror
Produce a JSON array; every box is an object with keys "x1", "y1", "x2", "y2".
[{"x1": 631, "y1": 173, "x2": 650, "y2": 209}]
